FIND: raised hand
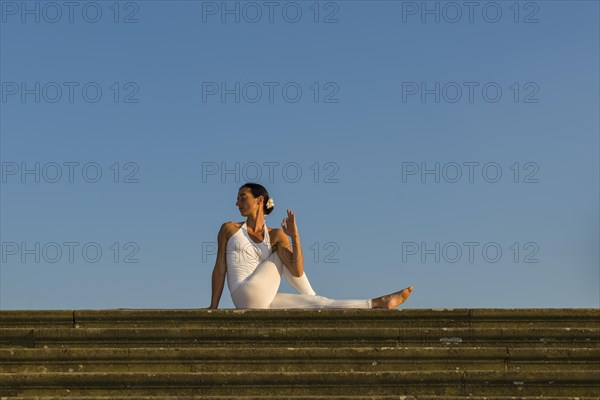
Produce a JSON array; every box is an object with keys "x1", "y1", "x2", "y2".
[{"x1": 281, "y1": 209, "x2": 299, "y2": 238}]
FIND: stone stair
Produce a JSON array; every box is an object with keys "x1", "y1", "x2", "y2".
[{"x1": 0, "y1": 308, "x2": 598, "y2": 398}]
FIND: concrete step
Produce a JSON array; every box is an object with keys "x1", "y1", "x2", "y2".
[
  {"x1": 1, "y1": 309, "x2": 599, "y2": 329},
  {"x1": 2, "y1": 327, "x2": 598, "y2": 349},
  {"x1": 1, "y1": 347, "x2": 597, "y2": 373},
  {"x1": 1, "y1": 397, "x2": 599, "y2": 400},
  {"x1": 1, "y1": 309, "x2": 597, "y2": 398},
  {"x1": 0, "y1": 370, "x2": 598, "y2": 397}
]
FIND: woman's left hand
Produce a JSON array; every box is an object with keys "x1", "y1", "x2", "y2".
[{"x1": 281, "y1": 209, "x2": 299, "y2": 238}]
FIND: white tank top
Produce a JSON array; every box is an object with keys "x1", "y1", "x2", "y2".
[{"x1": 226, "y1": 220, "x2": 272, "y2": 294}]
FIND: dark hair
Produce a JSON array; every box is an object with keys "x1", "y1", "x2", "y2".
[{"x1": 239, "y1": 182, "x2": 274, "y2": 215}]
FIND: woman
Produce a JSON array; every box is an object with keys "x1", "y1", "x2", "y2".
[{"x1": 208, "y1": 183, "x2": 414, "y2": 309}]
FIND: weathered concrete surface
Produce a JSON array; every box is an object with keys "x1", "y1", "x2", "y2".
[
  {"x1": 1, "y1": 397, "x2": 599, "y2": 400},
  {"x1": 0, "y1": 308, "x2": 598, "y2": 398},
  {"x1": 0, "y1": 370, "x2": 597, "y2": 395},
  {"x1": 3, "y1": 308, "x2": 598, "y2": 327}
]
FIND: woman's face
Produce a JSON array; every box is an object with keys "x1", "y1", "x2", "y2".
[{"x1": 236, "y1": 188, "x2": 262, "y2": 216}]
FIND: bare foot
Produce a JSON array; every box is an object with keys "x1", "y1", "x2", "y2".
[{"x1": 371, "y1": 286, "x2": 414, "y2": 309}]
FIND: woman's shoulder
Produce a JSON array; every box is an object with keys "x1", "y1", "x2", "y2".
[
  {"x1": 218, "y1": 221, "x2": 244, "y2": 240},
  {"x1": 221, "y1": 221, "x2": 243, "y2": 228},
  {"x1": 267, "y1": 227, "x2": 285, "y2": 241}
]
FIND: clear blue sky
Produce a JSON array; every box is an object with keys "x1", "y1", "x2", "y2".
[{"x1": 1, "y1": 1, "x2": 598, "y2": 309}]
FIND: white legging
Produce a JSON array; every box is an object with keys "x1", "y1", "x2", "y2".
[{"x1": 230, "y1": 252, "x2": 372, "y2": 309}]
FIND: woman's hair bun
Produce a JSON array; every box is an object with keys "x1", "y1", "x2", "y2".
[{"x1": 239, "y1": 182, "x2": 274, "y2": 215}]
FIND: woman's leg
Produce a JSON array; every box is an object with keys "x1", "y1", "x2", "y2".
[
  {"x1": 230, "y1": 258, "x2": 282, "y2": 309},
  {"x1": 269, "y1": 252, "x2": 317, "y2": 296},
  {"x1": 230, "y1": 253, "x2": 413, "y2": 309},
  {"x1": 269, "y1": 292, "x2": 372, "y2": 309},
  {"x1": 268, "y1": 252, "x2": 372, "y2": 308}
]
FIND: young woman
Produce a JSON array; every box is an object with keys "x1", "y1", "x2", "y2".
[{"x1": 208, "y1": 183, "x2": 414, "y2": 309}]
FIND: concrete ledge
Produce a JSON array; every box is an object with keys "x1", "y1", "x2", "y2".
[
  {"x1": 0, "y1": 311, "x2": 74, "y2": 327},
  {"x1": 3, "y1": 346, "x2": 598, "y2": 362},
  {"x1": 2, "y1": 397, "x2": 599, "y2": 400},
  {"x1": 2, "y1": 327, "x2": 598, "y2": 344},
  {"x1": 0, "y1": 371, "x2": 598, "y2": 397},
  {"x1": 1, "y1": 346, "x2": 597, "y2": 374},
  {"x1": 3, "y1": 308, "x2": 598, "y2": 322},
  {"x1": 1, "y1": 309, "x2": 598, "y2": 398}
]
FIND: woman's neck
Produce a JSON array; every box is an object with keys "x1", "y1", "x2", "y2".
[{"x1": 246, "y1": 214, "x2": 265, "y2": 232}]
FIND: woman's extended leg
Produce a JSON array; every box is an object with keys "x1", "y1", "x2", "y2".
[
  {"x1": 267, "y1": 252, "x2": 371, "y2": 308},
  {"x1": 269, "y1": 292, "x2": 372, "y2": 309},
  {"x1": 269, "y1": 285, "x2": 415, "y2": 309},
  {"x1": 230, "y1": 254, "x2": 414, "y2": 309}
]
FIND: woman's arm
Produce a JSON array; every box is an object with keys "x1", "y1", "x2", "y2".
[
  {"x1": 274, "y1": 209, "x2": 304, "y2": 277},
  {"x1": 209, "y1": 223, "x2": 229, "y2": 309}
]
